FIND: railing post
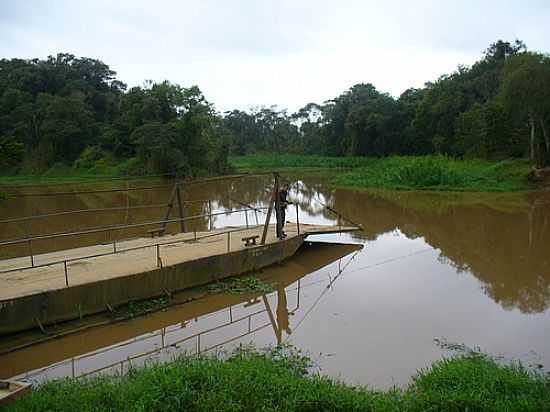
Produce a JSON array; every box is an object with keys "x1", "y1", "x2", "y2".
[
  {"x1": 208, "y1": 200, "x2": 213, "y2": 231},
  {"x1": 295, "y1": 203, "x2": 300, "y2": 235},
  {"x1": 156, "y1": 244, "x2": 162, "y2": 268},
  {"x1": 113, "y1": 238, "x2": 117, "y2": 253},
  {"x1": 227, "y1": 231, "x2": 230, "y2": 252},
  {"x1": 28, "y1": 239, "x2": 34, "y2": 267},
  {"x1": 64, "y1": 260, "x2": 69, "y2": 287},
  {"x1": 245, "y1": 210, "x2": 249, "y2": 229}
]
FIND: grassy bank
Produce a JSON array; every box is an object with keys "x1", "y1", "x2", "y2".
[
  {"x1": 0, "y1": 158, "x2": 147, "y2": 186},
  {"x1": 7, "y1": 348, "x2": 549, "y2": 411},
  {"x1": 230, "y1": 154, "x2": 533, "y2": 192}
]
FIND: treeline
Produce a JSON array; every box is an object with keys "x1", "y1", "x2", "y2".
[
  {"x1": 1, "y1": 40, "x2": 550, "y2": 175},
  {"x1": 0, "y1": 54, "x2": 230, "y2": 175},
  {"x1": 224, "y1": 40, "x2": 550, "y2": 166}
]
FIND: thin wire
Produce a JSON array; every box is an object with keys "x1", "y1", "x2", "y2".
[
  {"x1": 4, "y1": 174, "x2": 251, "y2": 198},
  {"x1": 0, "y1": 173, "x2": 174, "y2": 189},
  {"x1": 287, "y1": 247, "x2": 433, "y2": 338}
]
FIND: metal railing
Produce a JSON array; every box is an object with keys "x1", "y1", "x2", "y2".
[{"x1": 0, "y1": 206, "x2": 276, "y2": 284}]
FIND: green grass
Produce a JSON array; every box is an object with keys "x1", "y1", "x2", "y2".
[
  {"x1": 231, "y1": 154, "x2": 533, "y2": 192},
  {"x1": 6, "y1": 347, "x2": 550, "y2": 411}
]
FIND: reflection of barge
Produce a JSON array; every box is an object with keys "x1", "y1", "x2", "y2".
[{"x1": 0, "y1": 241, "x2": 362, "y2": 381}]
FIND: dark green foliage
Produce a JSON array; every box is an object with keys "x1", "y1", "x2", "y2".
[
  {"x1": 0, "y1": 55, "x2": 229, "y2": 176},
  {"x1": 225, "y1": 40, "x2": 550, "y2": 168},
  {"x1": 3, "y1": 39, "x2": 550, "y2": 180},
  {"x1": 6, "y1": 349, "x2": 550, "y2": 412}
]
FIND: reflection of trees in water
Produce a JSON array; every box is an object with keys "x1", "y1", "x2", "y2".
[
  {"x1": 2, "y1": 175, "x2": 549, "y2": 314},
  {"x1": 327, "y1": 187, "x2": 550, "y2": 314}
]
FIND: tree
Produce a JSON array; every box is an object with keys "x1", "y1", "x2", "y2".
[
  {"x1": 500, "y1": 53, "x2": 550, "y2": 165},
  {"x1": 0, "y1": 135, "x2": 24, "y2": 171}
]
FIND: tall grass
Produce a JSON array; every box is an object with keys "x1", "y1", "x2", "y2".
[
  {"x1": 7, "y1": 348, "x2": 549, "y2": 412},
  {"x1": 230, "y1": 154, "x2": 533, "y2": 192}
]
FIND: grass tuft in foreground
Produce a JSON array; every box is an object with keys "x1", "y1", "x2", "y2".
[{"x1": 6, "y1": 347, "x2": 550, "y2": 412}]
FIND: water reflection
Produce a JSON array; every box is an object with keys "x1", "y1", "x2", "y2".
[
  {"x1": 0, "y1": 241, "x2": 361, "y2": 382},
  {"x1": 1, "y1": 174, "x2": 550, "y2": 388},
  {"x1": 1, "y1": 175, "x2": 549, "y2": 314}
]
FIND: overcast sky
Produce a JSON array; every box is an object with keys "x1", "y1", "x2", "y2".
[{"x1": 2, "y1": 1, "x2": 550, "y2": 113}]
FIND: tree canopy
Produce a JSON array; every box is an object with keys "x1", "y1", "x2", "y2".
[{"x1": 2, "y1": 40, "x2": 550, "y2": 175}]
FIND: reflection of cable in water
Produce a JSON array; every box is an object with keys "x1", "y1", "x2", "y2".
[
  {"x1": 286, "y1": 247, "x2": 433, "y2": 340},
  {"x1": 285, "y1": 250, "x2": 360, "y2": 340}
]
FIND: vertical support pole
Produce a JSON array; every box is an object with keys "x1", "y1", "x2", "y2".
[
  {"x1": 208, "y1": 200, "x2": 213, "y2": 231},
  {"x1": 160, "y1": 177, "x2": 179, "y2": 234},
  {"x1": 297, "y1": 279, "x2": 301, "y2": 308},
  {"x1": 245, "y1": 210, "x2": 249, "y2": 229},
  {"x1": 193, "y1": 230, "x2": 197, "y2": 241},
  {"x1": 248, "y1": 315, "x2": 251, "y2": 333},
  {"x1": 295, "y1": 203, "x2": 300, "y2": 235},
  {"x1": 229, "y1": 305, "x2": 233, "y2": 322},
  {"x1": 113, "y1": 238, "x2": 117, "y2": 253},
  {"x1": 197, "y1": 334, "x2": 201, "y2": 353},
  {"x1": 254, "y1": 210, "x2": 259, "y2": 226},
  {"x1": 274, "y1": 174, "x2": 282, "y2": 239},
  {"x1": 156, "y1": 244, "x2": 162, "y2": 268},
  {"x1": 227, "y1": 231, "x2": 230, "y2": 252},
  {"x1": 71, "y1": 358, "x2": 75, "y2": 378},
  {"x1": 28, "y1": 239, "x2": 34, "y2": 267},
  {"x1": 64, "y1": 261, "x2": 69, "y2": 287},
  {"x1": 261, "y1": 173, "x2": 279, "y2": 245},
  {"x1": 175, "y1": 178, "x2": 186, "y2": 233}
]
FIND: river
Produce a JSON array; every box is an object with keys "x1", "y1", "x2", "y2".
[{"x1": 0, "y1": 174, "x2": 549, "y2": 389}]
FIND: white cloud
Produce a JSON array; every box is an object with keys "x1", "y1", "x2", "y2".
[{"x1": 1, "y1": 0, "x2": 550, "y2": 112}]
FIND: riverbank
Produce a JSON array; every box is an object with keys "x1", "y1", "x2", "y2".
[
  {"x1": 6, "y1": 347, "x2": 549, "y2": 411},
  {"x1": 231, "y1": 154, "x2": 534, "y2": 192}
]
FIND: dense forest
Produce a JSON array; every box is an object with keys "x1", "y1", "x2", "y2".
[
  {"x1": 226, "y1": 40, "x2": 550, "y2": 167},
  {"x1": 1, "y1": 40, "x2": 549, "y2": 175},
  {"x1": 0, "y1": 55, "x2": 230, "y2": 175}
]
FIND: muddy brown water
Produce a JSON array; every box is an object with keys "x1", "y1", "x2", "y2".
[{"x1": 0, "y1": 174, "x2": 549, "y2": 389}]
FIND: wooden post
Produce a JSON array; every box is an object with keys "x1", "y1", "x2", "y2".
[
  {"x1": 28, "y1": 239, "x2": 34, "y2": 268},
  {"x1": 64, "y1": 261, "x2": 69, "y2": 287},
  {"x1": 245, "y1": 210, "x2": 249, "y2": 228},
  {"x1": 261, "y1": 173, "x2": 279, "y2": 245},
  {"x1": 160, "y1": 177, "x2": 179, "y2": 234},
  {"x1": 175, "y1": 180, "x2": 186, "y2": 233},
  {"x1": 156, "y1": 244, "x2": 162, "y2": 268}
]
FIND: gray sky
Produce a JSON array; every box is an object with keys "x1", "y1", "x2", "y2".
[{"x1": 2, "y1": 0, "x2": 550, "y2": 113}]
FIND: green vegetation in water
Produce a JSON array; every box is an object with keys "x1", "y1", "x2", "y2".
[
  {"x1": 113, "y1": 297, "x2": 169, "y2": 319},
  {"x1": 231, "y1": 154, "x2": 533, "y2": 192},
  {"x1": 6, "y1": 347, "x2": 550, "y2": 412},
  {"x1": 208, "y1": 275, "x2": 274, "y2": 295},
  {"x1": 336, "y1": 156, "x2": 533, "y2": 192}
]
